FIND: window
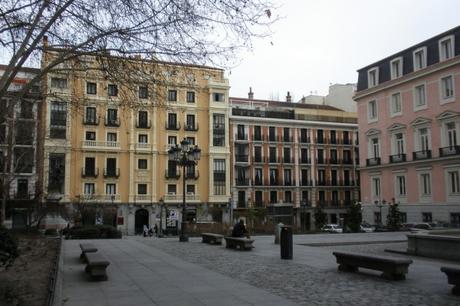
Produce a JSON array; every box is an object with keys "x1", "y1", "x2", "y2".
[
  {"x1": 186, "y1": 137, "x2": 195, "y2": 145},
  {"x1": 106, "y1": 109, "x2": 118, "y2": 125},
  {"x1": 168, "y1": 90, "x2": 177, "y2": 102},
  {"x1": 420, "y1": 173, "x2": 431, "y2": 196},
  {"x1": 448, "y1": 170, "x2": 460, "y2": 194},
  {"x1": 390, "y1": 57, "x2": 403, "y2": 79},
  {"x1": 186, "y1": 91, "x2": 195, "y2": 103},
  {"x1": 137, "y1": 184, "x2": 147, "y2": 195},
  {"x1": 396, "y1": 175, "x2": 406, "y2": 196},
  {"x1": 418, "y1": 128, "x2": 430, "y2": 151},
  {"x1": 106, "y1": 158, "x2": 117, "y2": 177},
  {"x1": 213, "y1": 159, "x2": 226, "y2": 195},
  {"x1": 138, "y1": 111, "x2": 149, "y2": 128},
  {"x1": 395, "y1": 133, "x2": 405, "y2": 155},
  {"x1": 441, "y1": 76, "x2": 454, "y2": 100},
  {"x1": 212, "y1": 114, "x2": 225, "y2": 146},
  {"x1": 14, "y1": 147, "x2": 33, "y2": 173},
  {"x1": 106, "y1": 184, "x2": 116, "y2": 195},
  {"x1": 138, "y1": 159, "x2": 147, "y2": 169},
  {"x1": 138, "y1": 134, "x2": 148, "y2": 144},
  {"x1": 168, "y1": 136, "x2": 177, "y2": 146},
  {"x1": 213, "y1": 93, "x2": 225, "y2": 102},
  {"x1": 270, "y1": 169, "x2": 278, "y2": 185},
  {"x1": 372, "y1": 177, "x2": 381, "y2": 198},
  {"x1": 414, "y1": 84, "x2": 426, "y2": 109},
  {"x1": 269, "y1": 126, "x2": 276, "y2": 141},
  {"x1": 300, "y1": 128, "x2": 309, "y2": 142},
  {"x1": 16, "y1": 179, "x2": 28, "y2": 198},
  {"x1": 439, "y1": 35, "x2": 454, "y2": 61},
  {"x1": 108, "y1": 84, "x2": 118, "y2": 97},
  {"x1": 283, "y1": 147, "x2": 291, "y2": 163},
  {"x1": 167, "y1": 113, "x2": 177, "y2": 129},
  {"x1": 269, "y1": 147, "x2": 277, "y2": 162},
  {"x1": 168, "y1": 184, "x2": 176, "y2": 194},
  {"x1": 284, "y1": 191, "x2": 292, "y2": 203},
  {"x1": 51, "y1": 77, "x2": 68, "y2": 89},
  {"x1": 86, "y1": 82, "x2": 97, "y2": 94},
  {"x1": 254, "y1": 168, "x2": 263, "y2": 185},
  {"x1": 330, "y1": 130, "x2": 336, "y2": 144},
  {"x1": 19, "y1": 100, "x2": 33, "y2": 119},
  {"x1": 422, "y1": 212, "x2": 433, "y2": 223},
  {"x1": 368, "y1": 67, "x2": 379, "y2": 87},
  {"x1": 413, "y1": 47, "x2": 427, "y2": 71},
  {"x1": 186, "y1": 185, "x2": 195, "y2": 194},
  {"x1": 139, "y1": 86, "x2": 148, "y2": 99},
  {"x1": 368, "y1": 100, "x2": 377, "y2": 121},
  {"x1": 284, "y1": 169, "x2": 291, "y2": 185},
  {"x1": 447, "y1": 122, "x2": 457, "y2": 147},
  {"x1": 186, "y1": 114, "x2": 195, "y2": 129},
  {"x1": 85, "y1": 131, "x2": 96, "y2": 141},
  {"x1": 50, "y1": 101, "x2": 67, "y2": 139},
  {"x1": 85, "y1": 107, "x2": 97, "y2": 124},
  {"x1": 371, "y1": 137, "x2": 380, "y2": 158},
  {"x1": 254, "y1": 146, "x2": 262, "y2": 163},
  {"x1": 254, "y1": 126, "x2": 262, "y2": 141},
  {"x1": 48, "y1": 154, "x2": 65, "y2": 193},
  {"x1": 400, "y1": 212, "x2": 407, "y2": 223},
  {"x1": 84, "y1": 183, "x2": 95, "y2": 195},
  {"x1": 107, "y1": 132, "x2": 117, "y2": 142},
  {"x1": 390, "y1": 93, "x2": 401, "y2": 115},
  {"x1": 270, "y1": 191, "x2": 277, "y2": 204}
]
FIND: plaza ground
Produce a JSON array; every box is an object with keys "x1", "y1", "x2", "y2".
[{"x1": 57, "y1": 232, "x2": 460, "y2": 306}]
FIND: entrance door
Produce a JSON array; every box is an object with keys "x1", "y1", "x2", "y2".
[{"x1": 135, "y1": 209, "x2": 149, "y2": 234}]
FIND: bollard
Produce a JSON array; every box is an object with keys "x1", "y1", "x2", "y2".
[
  {"x1": 274, "y1": 222, "x2": 283, "y2": 244},
  {"x1": 280, "y1": 225, "x2": 293, "y2": 260}
]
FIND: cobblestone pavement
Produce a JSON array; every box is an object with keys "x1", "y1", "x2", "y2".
[{"x1": 134, "y1": 235, "x2": 459, "y2": 306}]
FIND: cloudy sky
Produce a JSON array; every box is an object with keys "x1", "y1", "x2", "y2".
[{"x1": 227, "y1": 0, "x2": 460, "y2": 101}]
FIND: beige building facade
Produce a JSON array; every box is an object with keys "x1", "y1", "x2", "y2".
[{"x1": 42, "y1": 50, "x2": 230, "y2": 234}]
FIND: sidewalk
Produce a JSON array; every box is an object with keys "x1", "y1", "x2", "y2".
[{"x1": 59, "y1": 238, "x2": 297, "y2": 306}]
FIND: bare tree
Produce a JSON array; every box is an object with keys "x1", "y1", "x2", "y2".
[{"x1": 0, "y1": 0, "x2": 276, "y2": 225}]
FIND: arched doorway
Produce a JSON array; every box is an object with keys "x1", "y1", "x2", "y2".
[{"x1": 135, "y1": 209, "x2": 149, "y2": 234}]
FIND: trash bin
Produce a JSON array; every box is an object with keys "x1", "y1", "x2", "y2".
[
  {"x1": 280, "y1": 225, "x2": 293, "y2": 260},
  {"x1": 274, "y1": 222, "x2": 284, "y2": 244}
]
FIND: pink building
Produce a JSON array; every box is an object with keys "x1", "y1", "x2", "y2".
[{"x1": 355, "y1": 26, "x2": 460, "y2": 226}]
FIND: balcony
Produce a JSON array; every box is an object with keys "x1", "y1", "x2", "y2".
[
  {"x1": 135, "y1": 143, "x2": 151, "y2": 150},
  {"x1": 235, "y1": 154, "x2": 249, "y2": 163},
  {"x1": 343, "y1": 158, "x2": 353, "y2": 165},
  {"x1": 268, "y1": 135, "x2": 277, "y2": 142},
  {"x1": 135, "y1": 195, "x2": 151, "y2": 202},
  {"x1": 343, "y1": 180, "x2": 355, "y2": 186},
  {"x1": 389, "y1": 153, "x2": 406, "y2": 163},
  {"x1": 299, "y1": 136, "x2": 311, "y2": 144},
  {"x1": 316, "y1": 158, "x2": 327, "y2": 165},
  {"x1": 413, "y1": 150, "x2": 432, "y2": 160},
  {"x1": 283, "y1": 156, "x2": 293, "y2": 164},
  {"x1": 315, "y1": 138, "x2": 328, "y2": 144},
  {"x1": 82, "y1": 140, "x2": 120, "y2": 148},
  {"x1": 235, "y1": 178, "x2": 250, "y2": 186},
  {"x1": 330, "y1": 138, "x2": 338, "y2": 145},
  {"x1": 366, "y1": 157, "x2": 381, "y2": 166},
  {"x1": 104, "y1": 117, "x2": 120, "y2": 127},
  {"x1": 235, "y1": 133, "x2": 248, "y2": 141},
  {"x1": 269, "y1": 156, "x2": 279, "y2": 163},
  {"x1": 270, "y1": 179, "x2": 279, "y2": 186},
  {"x1": 253, "y1": 178, "x2": 263, "y2": 186},
  {"x1": 136, "y1": 119, "x2": 151, "y2": 129},
  {"x1": 165, "y1": 121, "x2": 180, "y2": 130},
  {"x1": 164, "y1": 193, "x2": 200, "y2": 201},
  {"x1": 103, "y1": 168, "x2": 120, "y2": 178},
  {"x1": 82, "y1": 168, "x2": 99, "y2": 178},
  {"x1": 284, "y1": 179, "x2": 295, "y2": 186},
  {"x1": 185, "y1": 170, "x2": 199, "y2": 180},
  {"x1": 316, "y1": 180, "x2": 327, "y2": 186},
  {"x1": 343, "y1": 139, "x2": 352, "y2": 145},
  {"x1": 329, "y1": 158, "x2": 340, "y2": 165},
  {"x1": 252, "y1": 135, "x2": 263, "y2": 142},
  {"x1": 299, "y1": 157, "x2": 310, "y2": 164},
  {"x1": 439, "y1": 146, "x2": 460, "y2": 157},
  {"x1": 165, "y1": 169, "x2": 180, "y2": 179},
  {"x1": 282, "y1": 136, "x2": 293, "y2": 143},
  {"x1": 83, "y1": 117, "x2": 99, "y2": 125},
  {"x1": 184, "y1": 123, "x2": 199, "y2": 131}
]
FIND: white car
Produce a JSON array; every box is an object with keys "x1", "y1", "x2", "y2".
[
  {"x1": 321, "y1": 224, "x2": 343, "y2": 233},
  {"x1": 360, "y1": 224, "x2": 375, "y2": 233}
]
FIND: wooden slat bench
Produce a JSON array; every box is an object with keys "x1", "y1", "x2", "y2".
[
  {"x1": 201, "y1": 233, "x2": 224, "y2": 245},
  {"x1": 332, "y1": 251, "x2": 413, "y2": 280},
  {"x1": 224, "y1": 237, "x2": 254, "y2": 250},
  {"x1": 79, "y1": 243, "x2": 98, "y2": 262},
  {"x1": 85, "y1": 252, "x2": 110, "y2": 281},
  {"x1": 441, "y1": 266, "x2": 460, "y2": 295}
]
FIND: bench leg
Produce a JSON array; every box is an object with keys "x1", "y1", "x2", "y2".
[
  {"x1": 338, "y1": 264, "x2": 358, "y2": 272},
  {"x1": 452, "y1": 285, "x2": 460, "y2": 296}
]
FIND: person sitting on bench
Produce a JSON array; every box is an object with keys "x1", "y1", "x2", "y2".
[{"x1": 232, "y1": 219, "x2": 250, "y2": 238}]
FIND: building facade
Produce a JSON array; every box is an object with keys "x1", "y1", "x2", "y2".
[
  {"x1": 230, "y1": 91, "x2": 359, "y2": 230},
  {"x1": 41, "y1": 49, "x2": 230, "y2": 234},
  {"x1": 0, "y1": 65, "x2": 43, "y2": 228},
  {"x1": 355, "y1": 26, "x2": 460, "y2": 225}
]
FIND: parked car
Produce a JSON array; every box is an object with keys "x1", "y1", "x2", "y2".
[
  {"x1": 360, "y1": 224, "x2": 375, "y2": 233},
  {"x1": 410, "y1": 223, "x2": 433, "y2": 232},
  {"x1": 321, "y1": 224, "x2": 343, "y2": 233},
  {"x1": 401, "y1": 223, "x2": 416, "y2": 231}
]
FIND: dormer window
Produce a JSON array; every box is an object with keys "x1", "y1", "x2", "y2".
[
  {"x1": 439, "y1": 35, "x2": 455, "y2": 61},
  {"x1": 413, "y1": 47, "x2": 427, "y2": 71},
  {"x1": 390, "y1": 57, "x2": 403, "y2": 79},
  {"x1": 367, "y1": 67, "x2": 379, "y2": 88}
]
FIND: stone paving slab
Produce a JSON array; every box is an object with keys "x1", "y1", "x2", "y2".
[{"x1": 59, "y1": 238, "x2": 297, "y2": 306}]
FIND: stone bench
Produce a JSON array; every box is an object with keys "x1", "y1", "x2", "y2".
[
  {"x1": 85, "y1": 252, "x2": 110, "y2": 281},
  {"x1": 332, "y1": 251, "x2": 413, "y2": 280},
  {"x1": 201, "y1": 233, "x2": 224, "y2": 245},
  {"x1": 224, "y1": 237, "x2": 254, "y2": 250},
  {"x1": 79, "y1": 243, "x2": 98, "y2": 262},
  {"x1": 441, "y1": 266, "x2": 460, "y2": 295}
]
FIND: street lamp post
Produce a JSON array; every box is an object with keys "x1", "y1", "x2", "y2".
[
  {"x1": 167, "y1": 139, "x2": 201, "y2": 242},
  {"x1": 374, "y1": 199, "x2": 386, "y2": 226},
  {"x1": 158, "y1": 198, "x2": 164, "y2": 237}
]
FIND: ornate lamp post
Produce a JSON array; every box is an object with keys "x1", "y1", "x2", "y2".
[
  {"x1": 374, "y1": 199, "x2": 386, "y2": 226},
  {"x1": 168, "y1": 139, "x2": 201, "y2": 242},
  {"x1": 158, "y1": 198, "x2": 164, "y2": 237}
]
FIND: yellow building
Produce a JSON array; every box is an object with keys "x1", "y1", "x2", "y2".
[{"x1": 41, "y1": 49, "x2": 230, "y2": 235}]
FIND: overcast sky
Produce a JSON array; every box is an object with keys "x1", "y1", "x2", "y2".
[{"x1": 227, "y1": 0, "x2": 460, "y2": 101}]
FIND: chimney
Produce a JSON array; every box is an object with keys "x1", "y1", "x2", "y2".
[
  {"x1": 248, "y1": 87, "x2": 254, "y2": 99},
  {"x1": 286, "y1": 91, "x2": 292, "y2": 102},
  {"x1": 43, "y1": 36, "x2": 48, "y2": 47}
]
